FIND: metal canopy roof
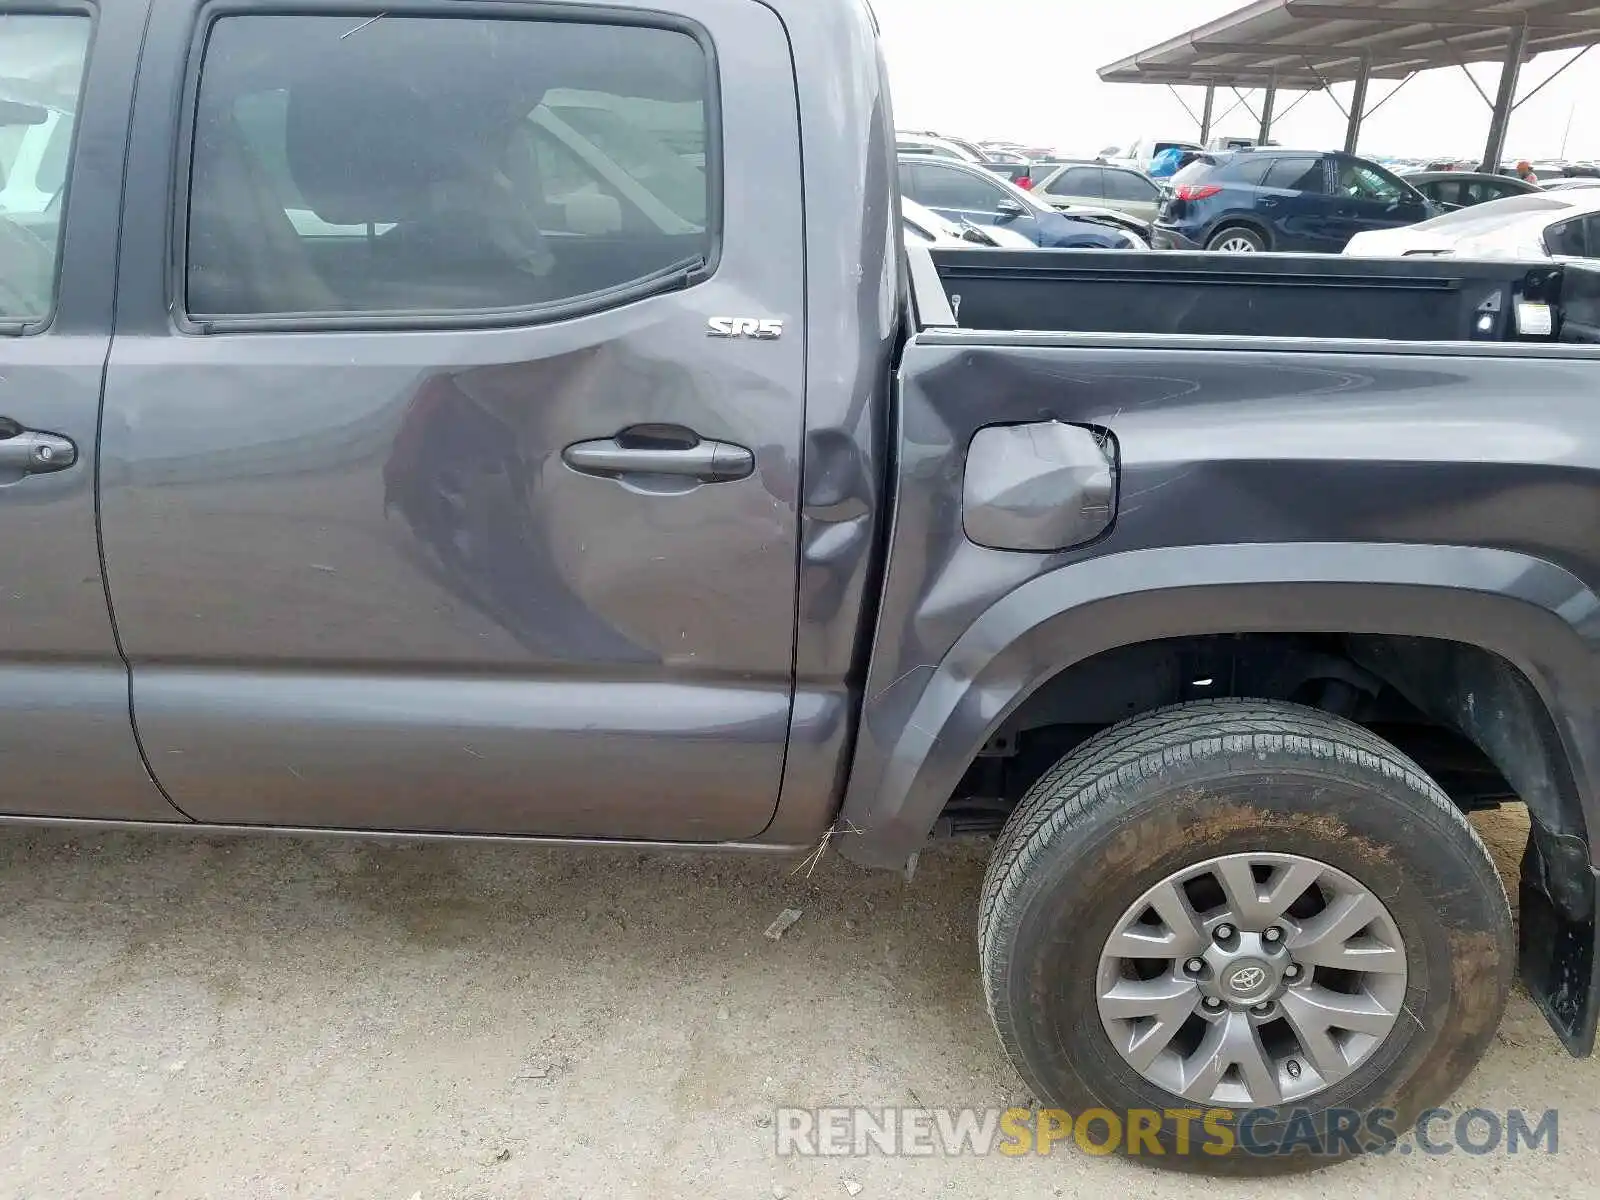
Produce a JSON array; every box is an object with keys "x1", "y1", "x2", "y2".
[{"x1": 1099, "y1": 0, "x2": 1600, "y2": 90}]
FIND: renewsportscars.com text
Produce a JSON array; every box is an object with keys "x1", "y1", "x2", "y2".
[{"x1": 775, "y1": 1105, "x2": 1559, "y2": 1159}]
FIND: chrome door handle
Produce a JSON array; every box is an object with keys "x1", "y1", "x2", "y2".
[
  {"x1": 562, "y1": 435, "x2": 754, "y2": 483},
  {"x1": 0, "y1": 424, "x2": 76, "y2": 474}
]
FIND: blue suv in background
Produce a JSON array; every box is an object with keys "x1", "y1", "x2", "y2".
[{"x1": 1154, "y1": 149, "x2": 1436, "y2": 253}]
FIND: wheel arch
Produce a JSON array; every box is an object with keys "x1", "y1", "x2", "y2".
[
  {"x1": 1205, "y1": 216, "x2": 1272, "y2": 249},
  {"x1": 840, "y1": 541, "x2": 1600, "y2": 868}
]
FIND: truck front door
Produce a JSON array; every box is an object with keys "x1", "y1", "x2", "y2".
[
  {"x1": 100, "y1": 0, "x2": 806, "y2": 840},
  {"x1": 0, "y1": 4, "x2": 178, "y2": 823}
]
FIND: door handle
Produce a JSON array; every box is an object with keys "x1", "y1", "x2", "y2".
[
  {"x1": 0, "y1": 425, "x2": 76, "y2": 474},
  {"x1": 562, "y1": 434, "x2": 754, "y2": 483}
]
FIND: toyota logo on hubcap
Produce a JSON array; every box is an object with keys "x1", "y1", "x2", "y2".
[{"x1": 1226, "y1": 964, "x2": 1268, "y2": 995}]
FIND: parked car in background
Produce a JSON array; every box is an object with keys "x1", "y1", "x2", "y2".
[
  {"x1": 1207, "y1": 134, "x2": 1272, "y2": 152},
  {"x1": 1025, "y1": 157, "x2": 1097, "y2": 186},
  {"x1": 1110, "y1": 135, "x2": 1202, "y2": 172},
  {"x1": 898, "y1": 155, "x2": 1141, "y2": 249},
  {"x1": 901, "y1": 197, "x2": 1034, "y2": 249},
  {"x1": 1542, "y1": 177, "x2": 1600, "y2": 192},
  {"x1": 1345, "y1": 189, "x2": 1600, "y2": 260},
  {"x1": 982, "y1": 140, "x2": 1055, "y2": 160},
  {"x1": 900, "y1": 130, "x2": 990, "y2": 161},
  {"x1": 1154, "y1": 148, "x2": 1434, "y2": 253},
  {"x1": 897, "y1": 132, "x2": 1036, "y2": 187},
  {"x1": 984, "y1": 161, "x2": 1036, "y2": 188},
  {"x1": 895, "y1": 132, "x2": 984, "y2": 163},
  {"x1": 1034, "y1": 161, "x2": 1165, "y2": 223},
  {"x1": 1404, "y1": 171, "x2": 1539, "y2": 211}
]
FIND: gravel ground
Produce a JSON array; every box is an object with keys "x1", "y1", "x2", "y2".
[{"x1": 0, "y1": 805, "x2": 1591, "y2": 1199}]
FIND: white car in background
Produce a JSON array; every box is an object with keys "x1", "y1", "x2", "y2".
[
  {"x1": 895, "y1": 133, "x2": 986, "y2": 163},
  {"x1": 1344, "y1": 190, "x2": 1600, "y2": 260}
]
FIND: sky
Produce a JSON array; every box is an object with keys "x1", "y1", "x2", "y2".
[{"x1": 871, "y1": 0, "x2": 1600, "y2": 162}]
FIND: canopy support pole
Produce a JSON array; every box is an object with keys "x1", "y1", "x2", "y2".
[
  {"x1": 1481, "y1": 24, "x2": 1528, "y2": 173},
  {"x1": 1344, "y1": 53, "x2": 1371, "y2": 152}
]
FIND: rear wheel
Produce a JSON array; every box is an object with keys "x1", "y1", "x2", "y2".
[
  {"x1": 1207, "y1": 226, "x2": 1266, "y2": 253},
  {"x1": 978, "y1": 699, "x2": 1512, "y2": 1175}
]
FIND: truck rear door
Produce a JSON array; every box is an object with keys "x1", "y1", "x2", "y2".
[
  {"x1": 0, "y1": 2, "x2": 177, "y2": 822},
  {"x1": 99, "y1": 0, "x2": 806, "y2": 840}
]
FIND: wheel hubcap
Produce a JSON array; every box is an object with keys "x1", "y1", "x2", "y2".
[
  {"x1": 1096, "y1": 852, "x2": 1408, "y2": 1107},
  {"x1": 1216, "y1": 236, "x2": 1258, "y2": 252}
]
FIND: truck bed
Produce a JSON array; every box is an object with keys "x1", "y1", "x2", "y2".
[{"x1": 928, "y1": 248, "x2": 1565, "y2": 343}]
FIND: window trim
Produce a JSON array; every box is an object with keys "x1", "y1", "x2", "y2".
[
  {"x1": 0, "y1": 3, "x2": 97, "y2": 337},
  {"x1": 171, "y1": 1, "x2": 725, "y2": 334}
]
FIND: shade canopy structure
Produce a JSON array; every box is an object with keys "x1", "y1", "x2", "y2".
[{"x1": 1099, "y1": 1, "x2": 1600, "y2": 167}]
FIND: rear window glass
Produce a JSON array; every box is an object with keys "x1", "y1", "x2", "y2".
[
  {"x1": 1230, "y1": 157, "x2": 1274, "y2": 186},
  {"x1": 1170, "y1": 160, "x2": 1215, "y2": 187},
  {"x1": 1105, "y1": 169, "x2": 1158, "y2": 201}
]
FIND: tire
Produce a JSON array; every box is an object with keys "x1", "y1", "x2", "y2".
[
  {"x1": 978, "y1": 699, "x2": 1512, "y2": 1176},
  {"x1": 1207, "y1": 226, "x2": 1266, "y2": 252}
]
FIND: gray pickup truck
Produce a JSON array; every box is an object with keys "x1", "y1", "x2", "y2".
[{"x1": 7, "y1": 0, "x2": 1600, "y2": 1174}]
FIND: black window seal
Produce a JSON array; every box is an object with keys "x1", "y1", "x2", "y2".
[
  {"x1": 0, "y1": 2, "x2": 97, "y2": 338},
  {"x1": 169, "y1": 1, "x2": 724, "y2": 335}
]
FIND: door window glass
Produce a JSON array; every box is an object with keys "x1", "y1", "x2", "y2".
[
  {"x1": 1103, "y1": 169, "x2": 1157, "y2": 202},
  {"x1": 185, "y1": 14, "x2": 714, "y2": 320},
  {"x1": 911, "y1": 163, "x2": 1010, "y2": 212},
  {"x1": 1263, "y1": 157, "x2": 1325, "y2": 193},
  {"x1": 1337, "y1": 160, "x2": 1406, "y2": 203},
  {"x1": 0, "y1": 15, "x2": 91, "y2": 323},
  {"x1": 1053, "y1": 167, "x2": 1103, "y2": 197},
  {"x1": 1545, "y1": 218, "x2": 1588, "y2": 257}
]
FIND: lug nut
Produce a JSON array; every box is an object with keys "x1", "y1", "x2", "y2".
[
  {"x1": 1253, "y1": 1002, "x2": 1273, "y2": 1015},
  {"x1": 1285, "y1": 964, "x2": 1302, "y2": 980},
  {"x1": 1213, "y1": 924, "x2": 1235, "y2": 942},
  {"x1": 1184, "y1": 958, "x2": 1206, "y2": 975},
  {"x1": 1263, "y1": 927, "x2": 1283, "y2": 944},
  {"x1": 1202, "y1": 997, "x2": 1224, "y2": 1011}
]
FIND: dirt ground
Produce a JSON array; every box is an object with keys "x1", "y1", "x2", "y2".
[{"x1": 0, "y1": 805, "x2": 1592, "y2": 1199}]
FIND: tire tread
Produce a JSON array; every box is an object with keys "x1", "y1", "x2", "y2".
[{"x1": 978, "y1": 699, "x2": 1508, "y2": 1031}]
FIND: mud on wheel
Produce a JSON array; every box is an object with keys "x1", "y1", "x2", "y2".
[{"x1": 978, "y1": 699, "x2": 1513, "y2": 1175}]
